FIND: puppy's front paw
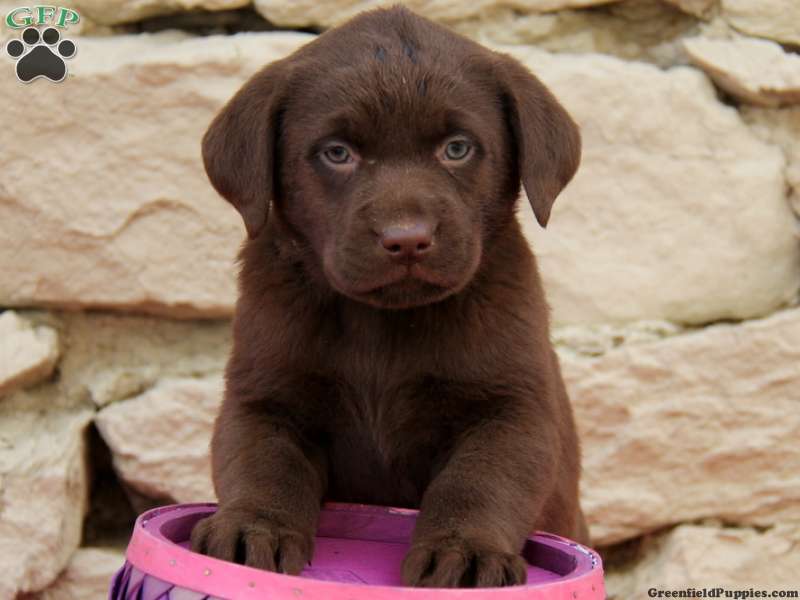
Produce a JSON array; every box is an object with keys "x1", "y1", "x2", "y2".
[
  {"x1": 402, "y1": 535, "x2": 527, "y2": 588},
  {"x1": 190, "y1": 507, "x2": 311, "y2": 574}
]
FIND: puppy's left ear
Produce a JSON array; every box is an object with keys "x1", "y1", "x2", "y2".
[{"x1": 497, "y1": 55, "x2": 581, "y2": 228}]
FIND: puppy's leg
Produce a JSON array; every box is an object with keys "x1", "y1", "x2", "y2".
[
  {"x1": 190, "y1": 400, "x2": 327, "y2": 574},
  {"x1": 402, "y1": 416, "x2": 556, "y2": 588}
]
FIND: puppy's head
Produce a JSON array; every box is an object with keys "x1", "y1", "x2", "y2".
[{"x1": 203, "y1": 7, "x2": 580, "y2": 310}]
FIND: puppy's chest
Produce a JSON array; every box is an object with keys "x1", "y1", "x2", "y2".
[
  {"x1": 325, "y1": 333, "x2": 428, "y2": 458},
  {"x1": 327, "y1": 366, "x2": 496, "y2": 478},
  {"x1": 325, "y1": 332, "x2": 490, "y2": 460},
  {"x1": 334, "y1": 375, "x2": 437, "y2": 465},
  {"x1": 326, "y1": 378, "x2": 456, "y2": 505},
  {"x1": 318, "y1": 311, "x2": 500, "y2": 500}
]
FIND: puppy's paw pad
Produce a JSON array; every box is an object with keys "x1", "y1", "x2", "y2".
[
  {"x1": 190, "y1": 508, "x2": 311, "y2": 574},
  {"x1": 402, "y1": 537, "x2": 527, "y2": 588},
  {"x1": 6, "y1": 26, "x2": 76, "y2": 83}
]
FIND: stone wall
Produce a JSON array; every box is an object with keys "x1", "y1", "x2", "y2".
[{"x1": 1, "y1": 1, "x2": 798, "y2": 598}]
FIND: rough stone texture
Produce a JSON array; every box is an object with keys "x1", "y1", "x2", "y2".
[
  {"x1": 685, "y1": 37, "x2": 800, "y2": 107},
  {"x1": 662, "y1": 0, "x2": 717, "y2": 18},
  {"x1": 2, "y1": 34, "x2": 796, "y2": 327},
  {"x1": 721, "y1": 0, "x2": 800, "y2": 45},
  {"x1": 0, "y1": 311, "x2": 60, "y2": 396},
  {"x1": 252, "y1": 0, "x2": 621, "y2": 30},
  {"x1": 0, "y1": 32, "x2": 312, "y2": 319},
  {"x1": 553, "y1": 320, "x2": 683, "y2": 358},
  {"x1": 34, "y1": 547, "x2": 126, "y2": 600},
  {"x1": 0, "y1": 390, "x2": 92, "y2": 597},
  {"x1": 453, "y1": 0, "x2": 700, "y2": 67},
  {"x1": 512, "y1": 47, "x2": 798, "y2": 326},
  {"x1": 68, "y1": 0, "x2": 250, "y2": 25},
  {"x1": 0, "y1": 2, "x2": 795, "y2": 595},
  {"x1": 743, "y1": 107, "x2": 800, "y2": 216},
  {"x1": 57, "y1": 312, "x2": 231, "y2": 407},
  {"x1": 88, "y1": 310, "x2": 800, "y2": 547},
  {"x1": 95, "y1": 377, "x2": 221, "y2": 503},
  {"x1": 606, "y1": 523, "x2": 800, "y2": 598},
  {"x1": 564, "y1": 308, "x2": 800, "y2": 545}
]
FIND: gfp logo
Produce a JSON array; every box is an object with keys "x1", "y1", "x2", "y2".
[
  {"x1": 6, "y1": 6, "x2": 80, "y2": 28},
  {"x1": 4, "y1": 6, "x2": 80, "y2": 83}
]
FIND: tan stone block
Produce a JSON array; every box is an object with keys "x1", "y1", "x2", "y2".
[
  {"x1": 565, "y1": 308, "x2": 800, "y2": 544},
  {"x1": 94, "y1": 376, "x2": 221, "y2": 503},
  {"x1": 685, "y1": 37, "x2": 800, "y2": 107},
  {"x1": 0, "y1": 311, "x2": 60, "y2": 396},
  {"x1": 722, "y1": 0, "x2": 800, "y2": 46},
  {"x1": 34, "y1": 547, "x2": 126, "y2": 600},
  {"x1": 606, "y1": 523, "x2": 800, "y2": 597},
  {"x1": 0, "y1": 390, "x2": 92, "y2": 596}
]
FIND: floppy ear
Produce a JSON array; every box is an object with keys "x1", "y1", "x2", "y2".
[
  {"x1": 497, "y1": 55, "x2": 581, "y2": 228},
  {"x1": 202, "y1": 61, "x2": 287, "y2": 239}
]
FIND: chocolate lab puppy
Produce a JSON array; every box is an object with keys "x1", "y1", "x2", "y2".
[{"x1": 190, "y1": 6, "x2": 587, "y2": 588}]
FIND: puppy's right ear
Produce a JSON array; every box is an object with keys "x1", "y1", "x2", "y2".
[{"x1": 202, "y1": 61, "x2": 287, "y2": 239}]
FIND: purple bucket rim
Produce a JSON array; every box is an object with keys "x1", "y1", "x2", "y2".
[{"x1": 124, "y1": 502, "x2": 604, "y2": 600}]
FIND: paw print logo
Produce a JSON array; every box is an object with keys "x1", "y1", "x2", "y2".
[{"x1": 5, "y1": 27, "x2": 76, "y2": 83}]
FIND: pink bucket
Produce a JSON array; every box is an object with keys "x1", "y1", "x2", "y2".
[{"x1": 109, "y1": 503, "x2": 604, "y2": 599}]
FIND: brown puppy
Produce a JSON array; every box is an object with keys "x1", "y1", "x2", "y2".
[{"x1": 190, "y1": 6, "x2": 587, "y2": 589}]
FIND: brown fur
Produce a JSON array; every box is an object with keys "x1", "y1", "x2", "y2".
[{"x1": 190, "y1": 6, "x2": 588, "y2": 588}]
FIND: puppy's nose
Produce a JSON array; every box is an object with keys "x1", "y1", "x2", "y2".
[{"x1": 380, "y1": 222, "x2": 435, "y2": 262}]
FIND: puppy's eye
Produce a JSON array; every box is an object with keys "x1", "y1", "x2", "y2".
[
  {"x1": 323, "y1": 145, "x2": 352, "y2": 165},
  {"x1": 443, "y1": 139, "x2": 472, "y2": 161}
]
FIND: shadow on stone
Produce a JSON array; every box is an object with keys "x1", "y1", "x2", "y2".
[
  {"x1": 82, "y1": 424, "x2": 141, "y2": 548},
  {"x1": 115, "y1": 7, "x2": 322, "y2": 36}
]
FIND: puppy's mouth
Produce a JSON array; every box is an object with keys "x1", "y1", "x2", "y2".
[
  {"x1": 353, "y1": 264, "x2": 455, "y2": 293},
  {"x1": 327, "y1": 263, "x2": 462, "y2": 309}
]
